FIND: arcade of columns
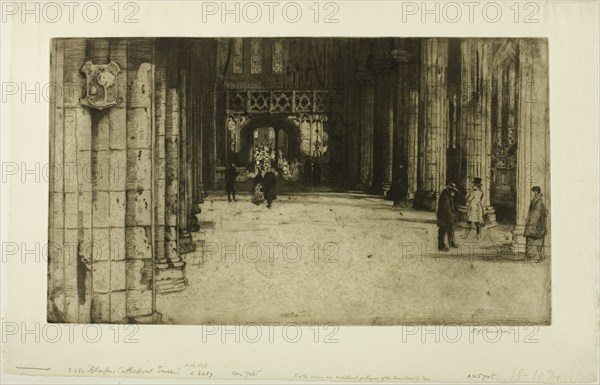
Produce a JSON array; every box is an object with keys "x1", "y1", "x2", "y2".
[
  {"x1": 354, "y1": 38, "x2": 548, "y2": 247},
  {"x1": 47, "y1": 38, "x2": 548, "y2": 323},
  {"x1": 48, "y1": 39, "x2": 216, "y2": 323}
]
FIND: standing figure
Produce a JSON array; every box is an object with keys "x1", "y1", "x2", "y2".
[
  {"x1": 225, "y1": 163, "x2": 238, "y2": 202},
  {"x1": 463, "y1": 177, "x2": 485, "y2": 239},
  {"x1": 251, "y1": 171, "x2": 264, "y2": 205},
  {"x1": 312, "y1": 161, "x2": 322, "y2": 187},
  {"x1": 393, "y1": 164, "x2": 409, "y2": 207},
  {"x1": 524, "y1": 186, "x2": 547, "y2": 262},
  {"x1": 437, "y1": 182, "x2": 460, "y2": 252},
  {"x1": 303, "y1": 157, "x2": 312, "y2": 186},
  {"x1": 263, "y1": 168, "x2": 277, "y2": 208}
]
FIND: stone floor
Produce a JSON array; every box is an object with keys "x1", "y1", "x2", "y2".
[{"x1": 156, "y1": 192, "x2": 551, "y2": 325}]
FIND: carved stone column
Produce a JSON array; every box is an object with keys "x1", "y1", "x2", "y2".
[
  {"x1": 392, "y1": 44, "x2": 419, "y2": 202},
  {"x1": 178, "y1": 65, "x2": 195, "y2": 254},
  {"x1": 354, "y1": 40, "x2": 375, "y2": 191},
  {"x1": 154, "y1": 51, "x2": 168, "y2": 289},
  {"x1": 156, "y1": 88, "x2": 187, "y2": 293},
  {"x1": 195, "y1": 84, "x2": 204, "y2": 203},
  {"x1": 406, "y1": 88, "x2": 419, "y2": 201},
  {"x1": 479, "y1": 40, "x2": 497, "y2": 227},
  {"x1": 458, "y1": 39, "x2": 497, "y2": 227},
  {"x1": 415, "y1": 38, "x2": 449, "y2": 210},
  {"x1": 186, "y1": 41, "x2": 202, "y2": 233},
  {"x1": 125, "y1": 62, "x2": 156, "y2": 320},
  {"x1": 372, "y1": 55, "x2": 395, "y2": 194},
  {"x1": 357, "y1": 72, "x2": 375, "y2": 191},
  {"x1": 511, "y1": 39, "x2": 549, "y2": 253}
]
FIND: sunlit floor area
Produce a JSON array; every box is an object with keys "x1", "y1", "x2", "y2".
[{"x1": 156, "y1": 192, "x2": 550, "y2": 325}]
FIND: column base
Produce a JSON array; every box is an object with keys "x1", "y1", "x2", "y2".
[
  {"x1": 382, "y1": 183, "x2": 392, "y2": 199},
  {"x1": 510, "y1": 224, "x2": 527, "y2": 254},
  {"x1": 197, "y1": 183, "x2": 205, "y2": 203},
  {"x1": 188, "y1": 212, "x2": 200, "y2": 233},
  {"x1": 129, "y1": 311, "x2": 163, "y2": 324},
  {"x1": 155, "y1": 266, "x2": 188, "y2": 293},
  {"x1": 179, "y1": 231, "x2": 196, "y2": 254},
  {"x1": 413, "y1": 190, "x2": 437, "y2": 211},
  {"x1": 356, "y1": 182, "x2": 372, "y2": 193},
  {"x1": 47, "y1": 301, "x2": 66, "y2": 323},
  {"x1": 369, "y1": 184, "x2": 388, "y2": 196}
]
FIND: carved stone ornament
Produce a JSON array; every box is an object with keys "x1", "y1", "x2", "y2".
[{"x1": 80, "y1": 61, "x2": 121, "y2": 110}]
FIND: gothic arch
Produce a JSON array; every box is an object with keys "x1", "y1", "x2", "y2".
[
  {"x1": 236, "y1": 114, "x2": 302, "y2": 168},
  {"x1": 493, "y1": 40, "x2": 518, "y2": 69}
]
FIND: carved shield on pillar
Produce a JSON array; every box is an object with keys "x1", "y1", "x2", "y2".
[{"x1": 80, "y1": 61, "x2": 121, "y2": 110}]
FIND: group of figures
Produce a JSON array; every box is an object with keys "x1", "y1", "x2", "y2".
[
  {"x1": 225, "y1": 164, "x2": 547, "y2": 261},
  {"x1": 252, "y1": 168, "x2": 277, "y2": 208},
  {"x1": 436, "y1": 179, "x2": 484, "y2": 253},
  {"x1": 224, "y1": 163, "x2": 278, "y2": 208},
  {"x1": 436, "y1": 178, "x2": 548, "y2": 262}
]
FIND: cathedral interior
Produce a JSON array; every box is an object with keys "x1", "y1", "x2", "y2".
[{"x1": 47, "y1": 37, "x2": 550, "y2": 324}]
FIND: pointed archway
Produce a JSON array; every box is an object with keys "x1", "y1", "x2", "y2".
[{"x1": 237, "y1": 114, "x2": 302, "y2": 170}]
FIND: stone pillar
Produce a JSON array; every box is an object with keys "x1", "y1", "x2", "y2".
[
  {"x1": 392, "y1": 45, "x2": 419, "y2": 201},
  {"x1": 195, "y1": 81, "x2": 204, "y2": 203},
  {"x1": 125, "y1": 62, "x2": 156, "y2": 320},
  {"x1": 202, "y1": 40, "x2": 217, "y2": 191},
  {"x1": 48, "y1": 39, "x2": 129, "y2": 324},
  {"x1": 154, "y1": 50, "x2": 168, "y2": 286},
  {"x1": 194, "y1": 81, "x2": 204, "y2": 204},
  {"x1": 48, "y1": 39, "x2": 162, "y2": 323},
  {"x1": 406, "y1": 88, "x2": 419, "y2": 200},
  {"x1": 415, "y1": 38, "x2": 449, "y2": 210},
  {"x1": 346, "y1": 78, "x2": 362, "y2": 188},
  {"x1": 372, "y1": 60, "x2": 395, "y2": 194},
  {"x1": 178, "y1": 69, "x2": 188, "y2": 232},
  {"x1": 178, "y1": 65, "x2": 195, "y2": 254},
  {"x1": 458, "y1": 39, "x2": 497, "y2": 227},
  {"x1": 357, "y1": 73, "x2": 375, "y2": 190},
  {"x1": 156, "y1": 88, "x2": 187, "y2": 293},
  {"x1": 201, "y1": 81, "x2": 216, "y2": 191},
  {"x1": 479, "y1": 41, "x2": 497, "y2": 226},
  {"x1": 60, "y1": 39, "x2": 94, "y2": 323},
  {"x1": 48, "y1": 38, "x2": 62, "y2": 322},
  {"x1": 187, "y1": 43, "x2": 202, "y2": 232},
  {"x1": 511, "y1": 39, "x2": 550, "y2": 253},
  {"x1": 90, "y1": 39, "x2": 128, "y2": 323}
]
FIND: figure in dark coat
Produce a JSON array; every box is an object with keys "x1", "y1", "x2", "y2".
[
  {"x1": 263, "y1": 170, "x2": 277, "y2": 208},
  {"x1": 393, "y1": 164, "x2": 409, "y2": 206},
  {"x1": 303, "y1": 157, "x2": 312, "y2": 186},
  {"x1": 524, "y1": 186, "x2": 547, "y2": 262},
  {"x1": 225, "y1": 163, "x2": 238, "y2": 202},
  {"x1": 398, "y1": 165, "x2": 409, "y2": 206},
  {"x1": 312, "y1": 161, "x2": 321, "y2": 187},
  {"x1": 254, "y1": 171, "x2": 263, "y2": 189},
  {"x1": 437, "y1": 183, "x2": 460, "y2": 251}
]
